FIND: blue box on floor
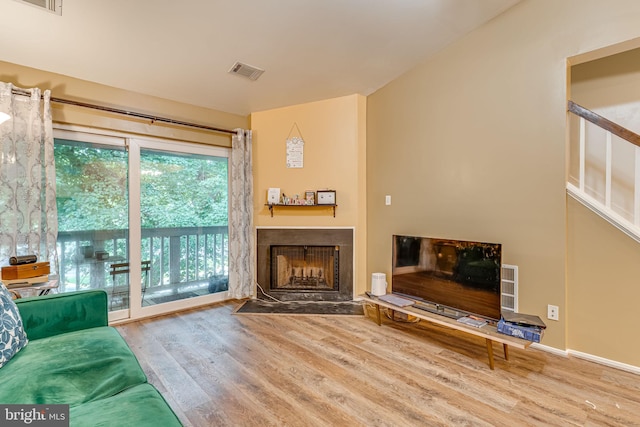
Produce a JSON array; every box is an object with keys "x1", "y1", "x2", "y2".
[{"x1": 497, "y1": 319, "x2": 544, "y2": 342}]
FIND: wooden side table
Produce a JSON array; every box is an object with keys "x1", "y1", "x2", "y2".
[{"x1": 4, "y1": 279, "x2": 59, "y2": 298}]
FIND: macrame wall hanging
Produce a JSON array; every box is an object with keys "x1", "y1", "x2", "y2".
[{"x1": 286, "y1": 122, "x2": 305, "y2": 168}]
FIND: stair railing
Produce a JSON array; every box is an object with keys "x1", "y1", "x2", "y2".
[{"x1": 567, "y1": 101, "x2": 640, "y2": 242}]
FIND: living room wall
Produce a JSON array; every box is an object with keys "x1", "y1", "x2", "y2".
[
  {"x1": 366, "y1": 0, "x2": 640, "y2": 365},
  {"x1": 571, "y1": 47, "x2": 640, "y2": 134},
  {"x1": 0, "y1": 61, "x2": 247, "y2": 146},
  {"x1": 251, "y1": 94, "x2": 367, "y2": 296},
  {"x1": 567, "y1": 47, "x2": 640, "y2": 366}
]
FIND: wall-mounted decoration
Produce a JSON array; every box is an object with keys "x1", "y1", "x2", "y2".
[
  {"x1": 286, "y1": 122, "x2": 305, "y2": 168},
  {"x1": 305, "y1": 190, "x2": 315, "y2": 205},
  {"x1": 317, "y1": 190, "x2": 336, "y2": 205},
  {"x1": 267, "y1": 188, "x2": 280, "y2": 205}
]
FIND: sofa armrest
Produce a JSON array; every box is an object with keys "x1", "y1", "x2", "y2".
[{"x1": 15, "y1": 290, "x2": 109, "y2": 340}]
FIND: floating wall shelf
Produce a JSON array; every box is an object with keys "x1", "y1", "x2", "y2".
[{"x1": 265, "y1": 204, "x2": 337, "y2": 217}]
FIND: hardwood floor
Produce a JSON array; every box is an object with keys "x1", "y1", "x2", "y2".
[{"x1": 116, "y1": 301, "x2": 640, "y2": 427}]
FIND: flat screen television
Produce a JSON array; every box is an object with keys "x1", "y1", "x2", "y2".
[{"x1": 392, "y1": 235, "x2": 502, "y2": 321}]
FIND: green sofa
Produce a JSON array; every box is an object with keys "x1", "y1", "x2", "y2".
[{"x1": 0, "y1": 290, "x2": 182, "y2": 427}]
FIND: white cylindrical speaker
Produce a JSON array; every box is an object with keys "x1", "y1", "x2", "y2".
[{"x1": 371, "y1": 272, "x2": 387, "y2": 296}]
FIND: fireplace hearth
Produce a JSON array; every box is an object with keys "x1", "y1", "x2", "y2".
[{"x1": 257, "y1": 228, "x2": 353, "y2": 301}]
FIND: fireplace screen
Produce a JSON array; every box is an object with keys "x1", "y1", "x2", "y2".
[{"x1": 270, "y1": 245, "x2": 339, "y2": 291}]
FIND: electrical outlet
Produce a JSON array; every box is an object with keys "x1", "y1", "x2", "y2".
[
  {"x1": 385, "y1": 195, "x2": 391, "y2": 205},
  {"x1": 547, "y1": 304, "x2": 559, "y2": 321}
]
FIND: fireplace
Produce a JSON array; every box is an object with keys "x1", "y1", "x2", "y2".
[
  {"x1": 256, "y1": 228, "x2": 353, "y2": 301},
  {"x1": 271, "y1": 245, "x2": 339, "y2": 291}
]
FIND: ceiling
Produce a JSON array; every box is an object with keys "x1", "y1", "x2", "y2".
[{"x1": 0, "y1": 0, "x2": 521, "y2": 116}]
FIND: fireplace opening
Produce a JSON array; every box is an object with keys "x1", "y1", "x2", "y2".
[
  {"x1": 257, "y1": 228, "x2": 353, "y2": 301},
  {"x1": 271, "y1": 245, "x2": 339, "y2": 291}
]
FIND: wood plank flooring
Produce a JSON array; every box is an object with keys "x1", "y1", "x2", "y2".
[{"x1": 116, "y1": 301, "x2": 640, "y2": 427}]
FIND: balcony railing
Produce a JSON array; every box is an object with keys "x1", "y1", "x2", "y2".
[{"x1": 56, "y1": 226, "x2": 229, "y2": 301}]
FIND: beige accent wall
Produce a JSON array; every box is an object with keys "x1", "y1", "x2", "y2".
[
  {"x1": 567, "y1": 198, "x2": 640, "y2": 364},
  {"x1": 367, "y1": 0, "x2": 640, "y2": 360},
  {"x1": 251, "y1": 94, "x2": 367, "y2": 296},
  {"x1": 1, "y1": 61, "x2": 247, "y2": 145},
  {"x1": 568, "y1": 47, "x2": 640, "y2": 365},
  {"x1": 572, "y1": 47, "x2": 640, "y2": 134}
]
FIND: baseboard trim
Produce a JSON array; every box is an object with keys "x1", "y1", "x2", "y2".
[
  {"x1": 568, "y1": 349, "x2": 640, "y2": 375},
  {"x1": 531, "y1": 342, "x2": 568, "y2": 357},
  {"x1": 531, "y1": 343, "x2": 640, "y2": 374}
]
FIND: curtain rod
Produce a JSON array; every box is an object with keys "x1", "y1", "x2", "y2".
[{"x1": 10, "y1": 87, "x2": 236, "y2": 136}]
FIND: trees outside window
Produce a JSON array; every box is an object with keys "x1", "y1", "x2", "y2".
[{"x1": 54, "y1": 131, "x2": 229, "y2": 317}]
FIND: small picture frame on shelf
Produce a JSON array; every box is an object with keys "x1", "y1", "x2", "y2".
[
  {"x1": 267, "y1": 188, "x2": 280, "y2": 205},
  {"x1": 316, "y1": 190, "x2": 336, "y2": 205},
  {"x1": 305, "y1": 191, "x2": 315, "y2": 205}
]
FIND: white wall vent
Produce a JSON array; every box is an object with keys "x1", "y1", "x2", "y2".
[
  {"x1": 228, "y1": 61, "x2": 265, "y2": 81},
  {"x1": 501, "y1": 264, "x2": 518, "y2": 313},
  {"x1": 15, "y1": 0, "x2": 62, "y2": 15}
]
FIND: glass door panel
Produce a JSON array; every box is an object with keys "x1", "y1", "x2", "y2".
[
  {"x1": 54, "y1": 135, "x2": 129, "y2": 312},
  {"x1": 139, "y1": 148, "x2": 228, "y2": 307}
]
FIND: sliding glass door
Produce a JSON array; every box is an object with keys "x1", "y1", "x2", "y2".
[
  {"x1": 54, "y1": 132, "x2": 130, "y2": 313},
  {"x1": 53, "y1": 128, "x2": 229, "y2": 321},
  {"x1": 138, "y1": 146, "x2": 229, "y2": 308}
]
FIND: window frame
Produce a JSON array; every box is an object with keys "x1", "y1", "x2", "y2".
[{"x1": 53, "y1": 125, "x2": 231, "y2": 323}]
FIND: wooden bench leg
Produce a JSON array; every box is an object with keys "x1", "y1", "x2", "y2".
[
  {"x1": 503, "y1": 344, "x2": 509, "y2": 361},
  {"x1": 485, "y1": 339, "x2": 495, "y2": 370},
  {"x1": 375, "y1": 304, "x2": 382, "y2": 326}
]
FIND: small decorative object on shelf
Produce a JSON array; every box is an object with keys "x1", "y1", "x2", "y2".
[
  {"x1": 267, "y1": 188, "x2": 280, "y2": 205},
  {"x1": 316, "y1": 190, "x2": 336, "y2": 205},
  {"x1": 305, "y1": 190, "x2": 315, "y2": 205}
]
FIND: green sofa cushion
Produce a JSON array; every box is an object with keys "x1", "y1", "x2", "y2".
[
  {"x1": 70, "y1": 383, "x2": 182, "y2": 427},
  {"x1": 15, "y1": 290, "x2": 108, "y2": 341},
  {"x1": 0, "y1": 326, "x2": 147, "y2": 406}
]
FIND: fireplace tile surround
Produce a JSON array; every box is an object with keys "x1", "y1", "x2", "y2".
[{"x1": 256, "y1": 228, "x2": 354, "y2": 301}]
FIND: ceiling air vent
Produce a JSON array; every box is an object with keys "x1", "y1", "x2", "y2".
[
  {"x1": 228, "y1": 62, "x2": 265, "y2": 81},
  {"x1": 14, "y1": 0, "x2": 62, "y2": 15}
]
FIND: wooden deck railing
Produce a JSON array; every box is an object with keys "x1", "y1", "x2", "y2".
[{"x1": 57, "y1": 225, "x2": 229, "y2": 293}]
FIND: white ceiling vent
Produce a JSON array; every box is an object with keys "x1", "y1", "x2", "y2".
[
  {"x1": 14, "y1": 0, "x2": 62, "y2": 15},
  {"x1": 228, "y1": 62, "x2": 265, "y2": 81}
]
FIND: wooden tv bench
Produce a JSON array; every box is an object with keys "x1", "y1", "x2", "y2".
[{"x1": 360, "y1": 294, "x2": 532, "y2": 370}]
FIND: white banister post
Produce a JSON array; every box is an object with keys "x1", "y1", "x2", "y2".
[
  {"x1": 579, "y1": 117, "x2": 586, "y2": 192},
  {"x1": 605, "y1": 131, "x2": 612, "y2": 208}
]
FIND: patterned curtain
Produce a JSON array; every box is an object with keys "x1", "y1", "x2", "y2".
[
  {"x1": 0, "y1": 82, "x2": 58, "y2": 270},
  {"x1": 228, "y1": 129, "x2": 254, "y2": 299}
]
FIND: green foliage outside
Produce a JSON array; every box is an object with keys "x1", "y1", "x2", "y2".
[
  {"x1": 140, "y1": 149, "x2": 228, "y2": 228},
  {"x1": 55, "y1": 140, "x2": 128, "y2": 231},
  {"x1": 54, "y1": 139, "x2": 229, "y2": 232}
]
